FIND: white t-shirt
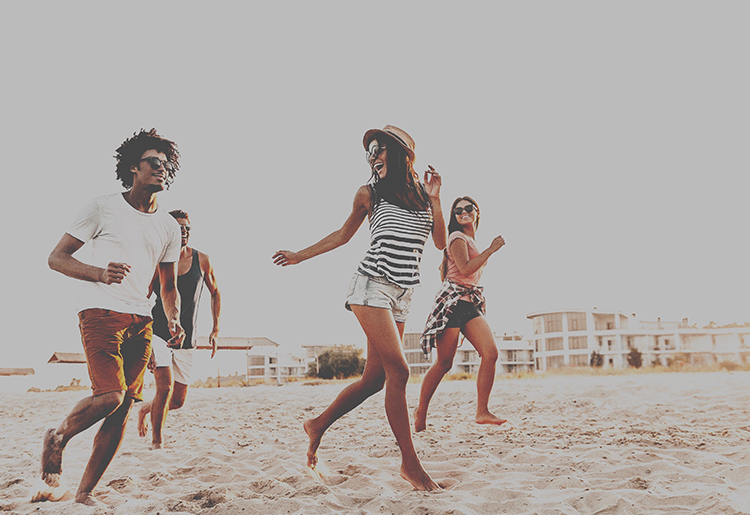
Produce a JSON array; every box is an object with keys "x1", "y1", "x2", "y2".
[{"x1": 67, "y1": 192, "x2": 181, "y2": 317}]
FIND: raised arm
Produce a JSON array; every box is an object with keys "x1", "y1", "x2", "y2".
[
  {"x1": 49, "y1": 233, "x2": 131, "y2": 284},
  {"x1": 273, "y1": 185, "x2": 370, "y2": 266},
  {"x1": 424, "y1": 166, "x2": 446, "y2": 250},
  {"x1": 450, "y1": 235, "x2": 505, "y2": 278},
  {"x1": 158, "y1": 261, "x2": 184, "y2": 348},
  {"x1": 199, "y1": 252, "x2": 221, "y2": 358}
]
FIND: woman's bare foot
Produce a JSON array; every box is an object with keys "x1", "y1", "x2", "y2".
[
  {"x1": 41, "y1": 428, "x2": 65, "y2": 487},
  {"x1": 400, "y1": 463, "x2": 441, "y2": 491},
  {"x1": 137, "y1": 404, "x2": 150, "y2": 437},
  {"x1": 303, "y1": 419, "x2": 323, "y2": 468},
  {"x1": 475, "y1": 411, "x2": 507, "y2": 426},
  {"x1": 413, "y1": 408, "x2": 427, "y2": 433}
]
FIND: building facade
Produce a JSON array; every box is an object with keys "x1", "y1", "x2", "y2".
[
  {"x1": 527, "y1": 308, "x2": 750, "y2": 371},
  {"x1": 402, "y1": 332, "x2": 535, "y2": 375}
]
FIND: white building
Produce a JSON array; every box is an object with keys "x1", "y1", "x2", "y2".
[
  {"x1": 527, "y1": 308, "x2": 750, "y2": 371},
  {"x1": 197, "y1": 336, "x2": 306, "y2": 382},
  {"x1": 402, "y1": 332, "x2": 535, "y2": 375}
]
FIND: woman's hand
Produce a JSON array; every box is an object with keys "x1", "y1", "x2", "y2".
[
  {"x1": 489, "y1": 235, "x2": 506, "y2": 253},
  {"x1": 424, "y1": 165, "x2": 441, "y2": 200},
  {"x1": 272, "y1": 250, "x2": 301, "y2": 267}
]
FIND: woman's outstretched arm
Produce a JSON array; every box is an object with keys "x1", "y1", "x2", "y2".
[
  {"x1": 424, "y1": 166, "x2": 447, "y2": 250},
  {"x1": 273, "y1": 185, "x2": 370, "y2": 266}
]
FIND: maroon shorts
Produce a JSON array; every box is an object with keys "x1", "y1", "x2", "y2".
[{"x1": 78, "y1": 308, "x2": 153, "y2": 401}]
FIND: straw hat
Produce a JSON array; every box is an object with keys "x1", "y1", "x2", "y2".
[{"x1": 363, "y1": 125, "x2": 415, "y2": 160}]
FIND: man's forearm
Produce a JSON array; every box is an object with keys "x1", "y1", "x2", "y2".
[{"x1": 211, "y1": 291, "x2": 221, "y2": 333}]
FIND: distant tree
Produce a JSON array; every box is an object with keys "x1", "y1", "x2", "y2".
[
  {"x1": 313, "y1": 345, "x2": 366, "y2": 379},
  {"x1": 627, "y1": 348, "x2": 643, "y2": 368},
  {"x1": 590, "y1": 350, "x2": 604, "y2": 367}
]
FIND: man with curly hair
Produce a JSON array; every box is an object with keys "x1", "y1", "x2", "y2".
[{"x1": 35, "y1": 129, "x2": 185, "y2": 507}]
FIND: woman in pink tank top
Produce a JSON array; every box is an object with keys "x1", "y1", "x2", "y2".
[{"x1": 416, "y1": 196, "x2": 507, "y2": 432}]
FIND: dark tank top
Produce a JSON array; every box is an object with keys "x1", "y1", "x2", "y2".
[{"x1": 152, "y1": 248, "x2": 204, "y2": 349}]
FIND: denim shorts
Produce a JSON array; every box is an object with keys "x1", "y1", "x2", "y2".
[{"x1": 345, "y1": 273, "x2": 414, "y2": 323}]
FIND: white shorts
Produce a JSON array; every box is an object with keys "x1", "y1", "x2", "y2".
[{"x1": 151, "y1": 334, "x2": 195, "y2": 385}]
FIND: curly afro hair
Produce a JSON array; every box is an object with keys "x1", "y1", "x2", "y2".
[{"x1": 114, "y1": 128, "x2": 180, "y2": 189}]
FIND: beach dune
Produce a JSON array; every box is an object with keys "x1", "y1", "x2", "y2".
[{"x1": 2, "y1": 371, "x2": 750, "y2": 514}]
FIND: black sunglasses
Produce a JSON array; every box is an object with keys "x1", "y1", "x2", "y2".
[
  {"x1": 365, "y1": 140, "x2": 387, "y2": 165},
  {"x1": 140, "y1": 156, "x2": 175, "y2": 172},
  {"x1": 453, "y1": 204, "x2": 476, "y2": 216}
]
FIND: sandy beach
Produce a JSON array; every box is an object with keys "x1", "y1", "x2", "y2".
[{"x1": 2, "y1": 371, "x2": 749, "y2": 514}]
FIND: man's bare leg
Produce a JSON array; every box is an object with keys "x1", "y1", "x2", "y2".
[
  {"x1": 148, "y1": 367, "x2": 173, "y2": 449},
  {"x1": 463, "y1": 317, "x2": 506, "y2": 426},
  {"x1": 75, "y1": 397, "x2": 134, "y2": 504},
  {"x1": 40, "y1": 391, "x2": 125, "y2": 488},
  {"x1": 137, "y1": 400, "x2": 151, "y2": 437},
  {"x1": 414, "y1": 328, "x2": 460, "y2": 432}
]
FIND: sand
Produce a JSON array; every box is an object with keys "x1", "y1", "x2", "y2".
[{"x1": 1, "y1": 371, "x2": 750, "y2": 514}]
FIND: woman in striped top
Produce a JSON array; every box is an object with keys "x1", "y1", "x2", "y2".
[{"x1": 273, "y1": 125, "x2": 446, "y2": 491}]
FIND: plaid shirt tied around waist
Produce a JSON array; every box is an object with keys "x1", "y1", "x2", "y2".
[{"x1": 420, "y1": 280, "x2": 486, "y2": 358}]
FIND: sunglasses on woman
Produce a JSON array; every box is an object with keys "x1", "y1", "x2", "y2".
[
  {"x1": 365, "y1": 140, "x2": 387, "y2": 165},
  {"x1": 140, "y1": 156, "x2": 175, "y2": 172},
  {"x1": 453, "y1": 204, "x2": 476, "y2": 216}
]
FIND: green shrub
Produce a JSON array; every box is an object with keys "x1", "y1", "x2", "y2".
[
  {"x1": 627, "y1": 348, "x2": 643, "y2": 368},
  {"x1": 590, "y1": 350, "x2": 604, "y2": 367},
  {"x1": 312, "y1": 346, "x2": 366, "y2": 379}
]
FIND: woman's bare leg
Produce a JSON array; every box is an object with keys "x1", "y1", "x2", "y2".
[
  {"x1": 462, "y1": 316, "x2": 506, "y2": 426},
  {"x1": 351, "y1": 305, "x2": 439, "y2": 491},
  {"x1": 414, "y1": 328, "x2": 461, "y2": 432},
  {"x1": 304, "y1": 338, "x2": 386, "y2": 468}
]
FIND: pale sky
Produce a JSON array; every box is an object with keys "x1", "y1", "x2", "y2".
[{"x1": 2, "y1": 2, "x2": 748, "y2": 389}]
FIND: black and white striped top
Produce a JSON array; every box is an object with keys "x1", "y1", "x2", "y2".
[{"x1": 357, "y1": 198, "x2": 433, "y2": 288}]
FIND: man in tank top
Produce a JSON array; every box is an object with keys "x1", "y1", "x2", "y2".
[{"x1": 137, "y1": 209, "x2": 221, "y2": 449}]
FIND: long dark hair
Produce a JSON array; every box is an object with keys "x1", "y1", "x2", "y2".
[
  {"x1": 368, "y1": 134, "x2": 430, "y2": 212},
  {"x1": 440, "y1": 196, "x2": 480, "y2": 280}
]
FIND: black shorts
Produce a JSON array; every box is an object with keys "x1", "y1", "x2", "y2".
[{"x1": 445, "y1": 300, "x2": 482, "y2": 328}]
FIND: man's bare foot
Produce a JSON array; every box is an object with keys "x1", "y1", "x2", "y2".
[
  {"x1": 75, "y1": 492, "x2": 110, "y2": 508},
  {"x1": 151, "y1": 441, "x2": 163, "y2": 450},
  {"x1": 41, "y1": 428, "x2": 64, "y2": 487},
  {"x1": 413, "y1": 408, "x2": 427, "y2": 433},
  {"x1": 137, "y1": 404, "x2": 150, "y2": 437},
  {"x1": 475, "y1": 412, "x2": 507, "y2": 426},
  {"x1": 303, "y1": 419, "x2": 323, "y2": 468},
  {"x1": 30, "y1": 479, "x2": 72, "y2": 502},
  {"x1": 400, "y1": 463, "x2": 441, "y2": 492}
]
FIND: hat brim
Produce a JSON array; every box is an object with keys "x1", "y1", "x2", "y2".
[{"x1": 363, "y1": 129, "x2": 415, "y2": 159}]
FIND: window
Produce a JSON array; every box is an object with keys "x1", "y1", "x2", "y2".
[
  {"x1": 569, "y1": 336, "x2": 588, "y2": 350},
  {"x1": 535, "y1": 339, "x2": 543, "y2": 352},
  {"x1": 533, "y1": 317, "x2": 543, "y2": 335},
  {"x1": 569, "y1": 354, "x2": 588, "y2": 367},
  {"x1": 546, "y1": 337, "x2": 564, "y2": 351},
  {"x1": 543, "y1": 313, "x2": 563, "y2": 333},
  {"x1": 567, "y1": 313, "x2": 587, "y2": 331},
  {"x1": 547, "y1": 355, "x2": 565, "y2": 369}
]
